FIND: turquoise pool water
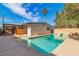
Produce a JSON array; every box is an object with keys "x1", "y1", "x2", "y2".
[{"x1": 30, "y1": 34, "x2": 63, "y2": 55}]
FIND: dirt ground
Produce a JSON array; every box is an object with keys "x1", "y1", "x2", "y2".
[{"x1": 54, "y1": 28, "x2": 79, "y2": 36}]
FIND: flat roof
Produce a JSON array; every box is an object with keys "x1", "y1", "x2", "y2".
[
  {"x1": 4, "y1": 22, "x2": 53, "y2": 28},
  {"x1": 23, "y1": 22, "x2": 53, "y2": 28}
]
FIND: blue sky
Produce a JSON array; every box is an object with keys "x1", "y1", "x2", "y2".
[{"x1": 0, "y1": 3, "x2": 64, "y2": 26}]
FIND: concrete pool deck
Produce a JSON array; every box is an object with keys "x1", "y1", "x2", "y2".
[
  {"x1": 14, "y1": 28, "x2": 79, "y2": 56},
  {"x1": 52, "y1": 38, "x2": 79, "y2": 56},
  {"x1": 52, "y1": 28, "x2": 79, "y2": 56},
  {"x1": 0, "y1": 36, "x2": 50, "y2": 56}
]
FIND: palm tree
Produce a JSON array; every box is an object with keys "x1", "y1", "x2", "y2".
[{"x1": 42, "y1": 8, "x2": 48, "y2": 22}]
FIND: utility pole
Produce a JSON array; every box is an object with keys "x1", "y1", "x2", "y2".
[{"x1": 2, "y1": 16, "x2": 5, "y2": 36}]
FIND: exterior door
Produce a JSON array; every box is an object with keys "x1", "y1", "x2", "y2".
[
  {"x1": 51, "y1": 29, "x2": 54, "y2": 33},
  {"x1": 27, "y1": 27, "x2": 31, "y2": 36}
]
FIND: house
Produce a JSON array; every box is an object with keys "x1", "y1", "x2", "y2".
[
  {"x1": 4, "y1": 24, "x2": 15, "y2": 35},
  {"x1": 15, "y1": 25, "x2": 25, "y2": 35},
  {"x1": 22, "y1": 22, "x2": 54, "y2": 36},
  {"x1": 4, "y1": 22, "x2": 54, "y2": 36}
]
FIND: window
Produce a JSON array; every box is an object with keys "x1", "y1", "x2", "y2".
[
  {"x1": 17, "y1": 25, "x2": 24, "y2": 29},
  {"x1": 47, "y1": 27, "x2": 50, "y2": 30}
]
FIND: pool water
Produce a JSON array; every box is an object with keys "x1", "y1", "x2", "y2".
[{"x1": 30, "y1": 34, "x2": 63, "y2": 55}]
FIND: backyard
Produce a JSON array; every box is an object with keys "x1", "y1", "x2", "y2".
[{"x1": 0, "y1": 36, "x2": 49, "y2": 56}]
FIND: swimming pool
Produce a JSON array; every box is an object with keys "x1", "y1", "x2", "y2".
[{"x1": 30, "y1": 34, "x2": 63, "y2": 55}]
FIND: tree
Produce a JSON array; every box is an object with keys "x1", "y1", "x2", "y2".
[
  {"x1": 55, "y1": 3, "x2": 79, "y2": 28},
  {"x1": 55, "y1": 9, "x2": 61, "y2": 28}
]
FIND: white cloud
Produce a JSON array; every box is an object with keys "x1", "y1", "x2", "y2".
[
  {"x1": 33, "y1": 7, "x2": 39, "y2": 16},
  {"x1": 3, "y1": 3, "x2": 39, "y2": 22},
  {"x1": 3, "y1": 3, "x2": 32, "y2": 20},
  {"x1": 3, "y1": 3, "x2": 40, "y2": 22},
  {"x1": 28, "y1": 12, "x2": 32, "y2": 15},
  {"x1": 23, "y1": 20, "x2": 27, "y2": 23},
  {"x1": 34, "y1": 12, "x2": 39, "y2": 16},
  {"x1": 15, "y1": 3, "x2": 23, "y2": 7},
  {"x1": 32, "y1": 17, "x2": 40, "y2": 22},
  {"x1": 22, "y1": 3, "x2": 31, "y2": 8},
  {"x1": 0, "y1": 18, "x2": 13, "y2": 24}
]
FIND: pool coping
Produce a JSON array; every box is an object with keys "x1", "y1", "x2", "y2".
[
  {"x1": 28, "y1": 34, "x2": 53, "y2": 39},
  {"x1": 14, "y1": 34, "x2": 52, "y2": 39},
  {"x1": 14, "y1": 34, "x2": 64, "y2": 56}
]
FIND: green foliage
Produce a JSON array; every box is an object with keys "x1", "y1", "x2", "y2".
[{"x1": 55, "y1": 3, "x2": 79, "y2": 28}]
